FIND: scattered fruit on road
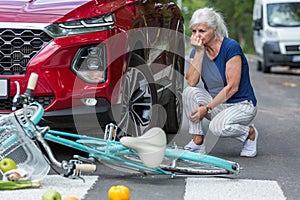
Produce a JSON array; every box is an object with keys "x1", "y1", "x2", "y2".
[
  {"x1": 0, "y1": 158, "x2": 17, "y2": 173},
  {"x1": 108, "y1": 185, "x2": 130, "y2": 200},
  {"x1": 42, "y1": 190, "x2": 62, "y2": 200}
]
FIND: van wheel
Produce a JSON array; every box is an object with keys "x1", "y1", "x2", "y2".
[
  {"x1": 257, "y1": 61, "x2": 262, "y2": 71},
  {"x1": 262, "y1": 63, "x2": 271, "y2": 73}
]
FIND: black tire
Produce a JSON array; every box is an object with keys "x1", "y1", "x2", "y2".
[
  {"x1": 163, "y1": 52, "x2": 184, "y2": 134},
  {"x1": 262, "y1": 53, "x2": 271, "y2": 73},
  {"x1": 257, "y1": 58, "x2": 270, "y2": 73},
  {"x1": 262, "y1": 63, "x2": 271, "y2": 73},
  {"x1": 113, "y1": 52, "x2": 158, "y2": 137},
  {"x1": 257, "y1": 60, "x2": 262, "y2": 71}
]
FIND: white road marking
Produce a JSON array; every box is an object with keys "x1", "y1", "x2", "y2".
[
  {"x1": 0, "y1": 176, "x2": 287, "y2": 199},
  {"x1": 0, "y1": 175, "x2": 98, "y2": 200},
  {"x1": 184, "y1": 178, "x2": 286, "y2": 200}
]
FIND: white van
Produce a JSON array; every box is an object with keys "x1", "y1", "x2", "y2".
[{"x1": 253, "y1": 0, "x2": 300, "y2": 73}]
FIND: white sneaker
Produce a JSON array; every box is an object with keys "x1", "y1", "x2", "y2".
[
  {"x1": 240, "y1": 125, "x2": 259, "y2": 157},
  {"x1": 184, "y1": 139, "x2": 206, "y2": 154}
]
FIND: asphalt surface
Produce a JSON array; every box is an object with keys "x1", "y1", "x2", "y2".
[{"x1": 49, "y1": 56, "x2": 300, "y2": 200}]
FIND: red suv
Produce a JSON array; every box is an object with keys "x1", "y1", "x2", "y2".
[{"x1": 0, "y1": 0, "x2": 185, "y2": 136}]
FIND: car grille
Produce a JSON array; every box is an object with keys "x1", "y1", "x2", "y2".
[
  {"x1": 285, "y1": 45, "x2": 300, "y2": 54},
  {"x1": 0, "y1": 96, "x2": 54, "y2": 111},
  {"x1": 0, "y1": 29, "x2": 52, "y2": 75}
]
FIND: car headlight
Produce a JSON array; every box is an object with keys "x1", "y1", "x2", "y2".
[
  {"x1": 265, "y1": 29, "x2": 278, "y2": 39},
  {"x1": 45, "y1": 13, "x2": 115, "y2": 38},
  {"x1": 71, "y1": 44, "x2": 108, "y2": 84}
]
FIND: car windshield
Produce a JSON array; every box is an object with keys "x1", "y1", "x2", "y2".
[{"x1": 267, "y1": 2, "x2": 300, "y2": 27}]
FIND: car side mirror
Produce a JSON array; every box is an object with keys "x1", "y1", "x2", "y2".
[{"x1": 253, "y1": 19, "x2": 263, "y2": 31}]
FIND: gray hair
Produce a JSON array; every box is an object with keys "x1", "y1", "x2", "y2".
[{"x1": 189, "y1": 7, "x2": 228, "y2": 37}]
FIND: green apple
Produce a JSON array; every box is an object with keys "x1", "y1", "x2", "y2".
[
  {"x1": 0, "y1": 158, "x2": 17, "y2": 173},
  {"x1": 42, "y1": 190, "x2": 62, "y2": 200}
]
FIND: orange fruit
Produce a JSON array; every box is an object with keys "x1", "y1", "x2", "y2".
[{"x1": 108, "y1": 185, "x2": 130, "y2": 200}]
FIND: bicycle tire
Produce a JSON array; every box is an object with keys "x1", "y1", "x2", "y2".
[
  {"x1": 98, "y1": 153, "x2": 238, "y2": 176},
  {"x1": 98, "y1": 149, "x2": 239, "y2": 176},
  {"x1": 161, "y1": 147, "x2": 239, "y2": 176},
  {"x1": 160, "y1": 158, "x2": 230, "y2": 175}
]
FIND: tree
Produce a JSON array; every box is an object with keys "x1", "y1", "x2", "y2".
[
  {"x1": 181, "y1": 0, "x2": 207, "y2": 36},
  {"x1": 181, "y1": 0, "x2": 255, "y2": 53}
]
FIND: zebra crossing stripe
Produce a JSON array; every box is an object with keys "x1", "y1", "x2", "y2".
[
  {"x1": 184, "y1": 178, "x2": 286, "y2": 200},
  {"x1": 0, "y1": 175, "x2": 98, "y2": 200}
]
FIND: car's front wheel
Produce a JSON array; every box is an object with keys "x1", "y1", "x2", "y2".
[{"x1": 114, "y1": 53, "x2": 158, "y2": 137}]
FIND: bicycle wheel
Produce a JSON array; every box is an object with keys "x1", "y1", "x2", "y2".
[
  {"x1": 76, "y1": 138, "x2": 239, "y2": 176},
  {"x1": 75, "y1": 138, "x2": 147, "y2": 174},
  {"x1": 98, "y1": 153, "x2": 150, "y2": 175},
  {"x1": 160, "y1": 158, "x2": 229, "y2": 175},
  {"x1": 160, "y1": 147, "x2": 240, "y2": 176}
]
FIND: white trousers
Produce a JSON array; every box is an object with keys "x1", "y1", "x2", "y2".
[{"x1": 182, "y1": 86, "x2": 257, "y2": 142}]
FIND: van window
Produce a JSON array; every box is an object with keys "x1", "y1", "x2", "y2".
[{"x1": 267, "y1": 2, "x2": 300, "y2": 27}]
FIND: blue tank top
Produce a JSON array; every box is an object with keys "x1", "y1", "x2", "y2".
[{"x1": 190, "y1": 37, "x2": 257, "y2": 106}]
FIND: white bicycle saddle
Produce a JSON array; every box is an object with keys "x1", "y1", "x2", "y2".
[{"x1": 120, "y1": 127, "x2": 166, "y2": 168}]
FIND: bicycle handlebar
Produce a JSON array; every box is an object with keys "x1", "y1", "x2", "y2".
[
  {"x1": 24, "y1": 72, "x2": 38, "y2": 98},
  {"x1": 12, "y1": 72, "x2": 39, "y2": 110},
  {"x1": 61, "y1": 160, "x2": 97, "y2": 178},
  {"x1": 75, "y1": 163, "x2": 97, "y2": 172}
]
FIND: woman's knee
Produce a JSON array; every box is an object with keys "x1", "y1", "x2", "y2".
[
  {"x1": 182, "y1": 86, "x2": 194, "y2": 98},
  {"x1": 209, "y1": 121, "x2": 233, "y2": 138},
  {"x1": 182, "y1": 86, "x2": 202, "y2": 100},
  {"x1": 208, "y1": 120, "x2": 224, "y2": 137},
  {"x1": 183, "y1": 86, "x2": 195, "y2": 105}
]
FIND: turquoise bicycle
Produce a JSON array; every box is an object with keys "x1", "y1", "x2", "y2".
[{"x1": 0, "y1": 73, "x2": 239, "y2": 181}]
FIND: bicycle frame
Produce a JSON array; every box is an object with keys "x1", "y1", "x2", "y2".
[
  {"x1": 44, "y1": 130, "x2": 173, "y2": 176},
  {"x1": 43, "y1": 129, "x2": 239, "y2": 176}
]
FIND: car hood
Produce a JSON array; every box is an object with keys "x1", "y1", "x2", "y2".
[{"x1": 0, "y1": 0, "x2": 125, "y2": 23}]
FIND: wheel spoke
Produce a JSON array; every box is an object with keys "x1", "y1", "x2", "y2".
[
  {"x1": 131, "y1": 102, "x2": 151, "y2": 126},
  {"x1": 128, "y1": 69, "x2": 139, "y2": 99},
  {"x1": 128, "y1": 111, "x2": 140, "y2": 136},
  {"x1": 117, "y1": 64, "x2": 155, "y2": 137}
]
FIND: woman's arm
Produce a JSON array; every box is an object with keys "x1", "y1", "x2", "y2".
[
  {"x1": 188, "y1": 55, "x2": 242, "y2": 122},
  {"x1": 207, "y1": 55, "x2": 242, "y2": 109},
  {"x1": 186, "y1": 36, "x2": 205, "y2": 86}
]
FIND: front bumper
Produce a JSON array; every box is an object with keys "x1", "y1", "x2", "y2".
[
  {"x1": 264, "y1": 42, "x2": 300, "y2": 67},
  {"x1": 41, "y1": 98, "x2": 113, "y2": 128}
]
